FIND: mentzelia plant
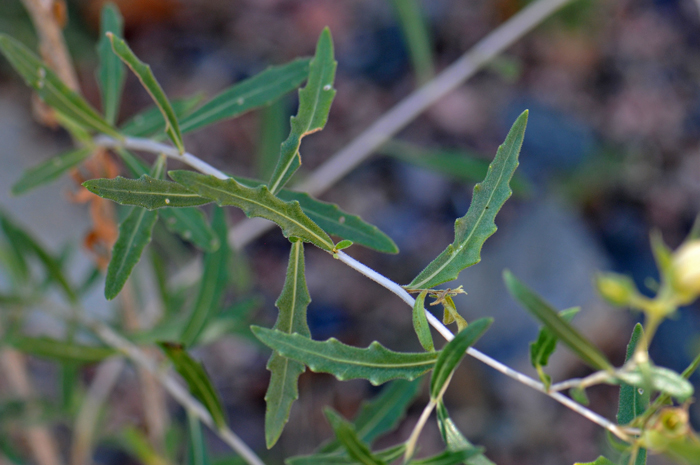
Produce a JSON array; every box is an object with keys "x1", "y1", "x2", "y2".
[{"x1": 1, "y1": 3, "x2": 700, "y2": 465}]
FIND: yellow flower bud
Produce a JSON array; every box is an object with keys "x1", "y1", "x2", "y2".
[
  {"x1": 672, "y1": 240, "x2": 700, "y2": 301},
  {"x1": 595, "y1": 273, "x2": 636, "y2": 306}
]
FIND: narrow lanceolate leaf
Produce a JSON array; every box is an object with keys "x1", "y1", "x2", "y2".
[
  {"x1": 389, "y1": 0, "x2": 434, "y2": 85},
  {"x1": 120, "y1": 95, "x2": 203, "y2": 137},
  {"x1": 108, "y1": 33, "x2": 184, "y2": 153},
  {"x1": 408, "y1": 111, "x2": 528, "y2": 289},
  {"x1": 0, "y1": 34, "x2": 121, "y2": 138},
  {"x1": 180, "y1": 58, "x2": 311, "y2": 134},
  {"x1": 236, "y1": 176, "x2": 397, "y2": 253},
  {"x1": 158, "y1": 342, "x2": 227, "y2": 429},
  {"x1": 251, "y1": 326, "x2": 438, "y2": 385},
  {"x1": 413, "y1": 291, "x2": 434, "y2": 351},
  {"x1": 180, "y1": 207, "x2": 229, "y2": 346},
  {"x1": 437, "y1": 402, "x2": 494, "y2": 465},
  {"x1": 288, "y1": 445, "x2": 405, "y2": 465},
  {"x1": 83, "y1": 176, "x2": 212, "y2": 210},
  {"x1": 324, "y1": 409, "x2": 386, "y2": 465},
  {"x1": 503, "y1": 271, "x2": 613, "y2": 371},
  {"x1": 96, "y1": 3, "x2": 125, "y2": 124},
  {"x1": 187, "y1": 411, "x2": 210, "y2": 465},
  {"x1": 10, "y1": 336, "x2": 116, "y2": 363},
  {"x1": 618, "y1": 324, "x2": 646, "y2": 429},
  {"x1": 268, "y1": 28, "x2": 337, "y2": 194},
  {"x1": 407, "y1": 449, "x2": 484, "y2": 465},
  {"x1": 320, "y1": 379, "x2": 420, "y2": 453},
  {"x1": 430, "y1": 319, "x2": 492, "y2": 399},
  {"x1": 12, "y1": 147, "x2": 92, "y2": 195},
  {"x1": 265, "y1": 240, "x2": 311, "y2": 448},
  {"x1": 169, "y1": 170, "x2": 334, "y2": 251}
]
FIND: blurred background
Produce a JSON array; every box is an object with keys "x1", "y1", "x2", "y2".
[{"x1": 2, "y1": 0, "x2": 700, "y2": 464}]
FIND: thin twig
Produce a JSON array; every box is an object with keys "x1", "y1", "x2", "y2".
[{"x1": 334, "y1": 251, "x2": 638, "y2": 442}]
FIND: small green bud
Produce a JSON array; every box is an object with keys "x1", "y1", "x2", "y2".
[
  {"x1": 595, "y1": 273, "x2": 637, "y2": 306},
  {"x1": 640, "y1": 407, "x2": 689, "y2": 452}
]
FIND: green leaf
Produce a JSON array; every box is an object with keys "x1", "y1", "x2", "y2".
[
  {"x1": 180, "y1": 207, "x2": 229, "y2": 346},
  {"x1": 320, "y1": 379, "x2": 421, "y2": 453},
  {"x1": 442, "y1": 296, "x2": 468, "y2": 332},
  {"x1": 503, "y1": 270, "x2": 613, "y2": 371},
  {"x1": 258, "y1": 98, "x2": 290, "y2": 179},
  {"x1": 108, "y1": 33, "x2": 184, "y2": 153},
  {"x1": 574, "y1": 457, "x2": 616, "y2": 465},
  {"x1": 324, "y1": 409, "x2": 386, "y2": 465},
  {"x1": 169, "y1": 170, "x2": 334, "y2": 251},
  {"x1": 180, "y1": 58, "x2": 311, "y2": 134},
  {"x1": 265, "y1": 241, "x2": 311, "y2": 448},
  {"x1": 12, "y1": 147, "x2": 92, "y2": 196},
  {"x1": 614, "y1": 366, "x2": 693, "y2": 403},
  {"x1": 407, "y1": 450, "x2": 484, "y2": 465},
  {"x1": 570, "y1": 386, "x2": 590, "y2": 406},
  {"x1": 389, "y1": 0, "x2": 434, "y2": 85},
  {"x1": 187, "y1": 411, "x2": 210, "y2": 465},
  {"x1": 618, "y1": 324, "x2": 649, "y2": 424},
  {"x1": 436, "y1": 402, "x2": 493, "y2": 465},
  {"x1": 287, "y1": 445, "x2": 405, "y2": 465},
  {"x1": 120, "y1": 95, "x2": 204, "y2": 137},
  {"x1": 251, "y1": 326, "x2": 437, "y2": 385},
  {"x1": 334, "y1": 240, "x2": 353, "y2": 251},
  {"x1": 413, "y1": 291, "x2": 434, "y2": 351},
  {"x1": 268, "y1": 28, "x2": 337, "y2": 194},
  {"x1": 9, "y1": 336, "x2": 116, "y2": 363},
  {"x1": 83, "y1": 176, "x2": 212, "y2": 209},
  {"x1": 407, "y1": 111, "x2": 528, "y2": 289},
  {"x1": 530, "y1": 307, "x2": 580, "y2": 387},
  {"x1": 158, "y1": 342, "x2": 227, "y2": 429},
  {"x1": 96, "y1": 3, "x2": 125, "y2": 124},
  {"x1": 430, "y1": 319, "x2": 492, "y2": 399},
  {"x1": 0, "y1": 34, "x2": 122, "y2": 138}
]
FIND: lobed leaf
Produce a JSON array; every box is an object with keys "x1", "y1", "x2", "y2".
[
  {"x1": 12, "y1": 147, "x2": 92, "y2": 196},
  {"x1": 436, "y1": 402, "x2": 493, "y2": 465},
  {"x1": 251, "y1": 326, "x2": 437, "y2": 385},
  {"x1": 10, "y1": 336, "x2": 116, "y2": 363},
  {"x1": 268, "y1": 28, "x2": 337, "y2": 194},
  {"x1": 407, "y1": 111, "x2": 528, "y2": 289},
  {"x1": 83, "y1": 176, "x2": 212, "y2": 210},
  {"x1": 430, "y1": 319, "x2": 492, "y2": 399},
  {"x1": 324, "y1": 409, "x2": 386, "y2": 465},
  {"x1": 0, "y1": 34, "x2": 121, "y2": 138},
  {"x1": 413, "y1": 291, "x2": 434, "y2": 351},
  {"x1": 96, "y1": 3, "x2": 125, "y2": 124},
  {"x1": 158, "y1": 342, "x2": 227, "y2": 429},
  {"x1": 120, "y1": 95, "x2": 204, "y2": 138},
  {"x1": 265, "y1": 241, "x2": 311, "y2": 448},
  {"x1": 180, "y1": 207, "x2": 229, "y2": 346},
  {"x1": 169, "y1": 170, "x2": 334, "y2": 251},
  {"x1": 108, "y1": 33, "x2": 184, "y2": 153},
  {"x1": 180, "y1": 58, "x2": 311, "y2": 134},
  {"x1": 503, "y1": 270, "x2": 613, "y2": 371}
]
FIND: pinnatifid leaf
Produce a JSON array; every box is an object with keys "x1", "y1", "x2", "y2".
[
  {"x1": 324, "y1": 409, "x2": 386, "y2": 465},
  {"x1": 83, "y1": 176, "x2": 212, "y2": 210},
  {"x1": 408, "y1": 111, "x2": 528, "y2": 289},
  {"x1": 108, "y1": 33, "x2": 184, "y2": 153},
  {"x1": 10, "y1": 336, "x2": 116, "y2": 363},
  {"x1": 120, "y1": 95, "x2": 204, "y2": 138},
  {"x1": 268, "y1": 28, "x2": 337, "y2": 194},
  {"x1": 169, "y1": 170, "x2": 334, "y2": 251},
  {"x1": 437, "y1": 402, "x2": 493, "y2": 465},
  {"x1": 180, "y1": 207, "x2": 229, "y2": 346},
  {"x1": 180, "y1": 58, "x2": 311, "y2": 134},
  {"x1": 0, "y1": 34, "x2": 121, "y2": 138},
  {"x1": 251, "y1": 326, "x2": 437, "y2": 385},
  {"x1": 12, "y1": 147, "x2": 92, "y2": 195},
  {"x1": 504, "y1": 270, "x2": 613, "y2": 371},
  {"x1": 96, "y1": 3, "x2": 125, "y2": 124},
  {"x1": 430, "y1": 319, "x2": 492, "y2": 399},
  {"x1": 265, "y1": 241, "x2": 311, "y2": 448},
  {"x1": 158, "y1": 342, "x2": 227, "y2": 429},
  {"x1": 413, "y1": 291, "x2": 434, "y2": 351}
]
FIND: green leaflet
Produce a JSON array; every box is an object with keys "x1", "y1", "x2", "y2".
[
  {"x1": 96, "y1": 3, "x2": 125, "y2": 124},
  {"x1": 320, "y1": 379, "x2": 421, "y2": 453},
  {"x1": 251, "y1": 327, "x2": 437, "y2": 385},
  {"x1": 430, "y1": 319, "x2": 492, "y2": 399},
  {"x1": 503, "y1": 271, "x2": 613, "y2": 372},
  {"x1": 413, "y1": 291, "x2": 434, "y2": 351},
  {"x1": 158, "y1": 342, "x2": 227, "y2": 429},
  {"x1": 169, "y1": 170, "x2": 334, "y2": 251},
  {"x1": 187, "y1": 411, "x2": 211, "y2": 465},
  {"x1": 407, "y1": 111, "x2": 528, "y2": 289},
  {"x1": 0, "y1": 34, "x2": 121, "y2": 138},
  {"x1": 12, "y1": 147, "x2": 92, "y2": 196},
  {"x1": 407, "y1": 450, "x2": 484, "y2": 465},
  {"x1": 437, "y1": 402, "x2": 494, "y2": 465},
  {"x1": 287, "y1": 445, "x2": 405, "y2": 465},
  {"x1": 108, "y1": 34, "x2": 184, "y2": 153},
  {"x1": 83, "y1": 176, "x2": 212, "y2": 210},
  {"x1": 529, "y1": 307, "x2": 580, "y2": 388},
  {"x1": 506, "y1": 273, "x2": 611, "y2": 374},
  {"x1": 10, "y1": 336, "x2": 116, "y2": 363},
  {"x1": 389, "y1": 0, "x2": 434, "y2": 85},
  {"x1": 180, "y1": 58, "x2": 311, "y2": 134},
  {"x1": 324, "y1": 409, "x2": 386, "y2": 465},
  {"x1": 268, "y1": 28, "x2": 337, "y2": 195},
  {"x1": 120, "y1": 95, "x2": 204, "y2": 138},
  {"x1": 265, "y1": 241, "x2": 311, "y2": 448},
  {"x1": 180, "y1": 207, "x2": 229, "y2": 347}
]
